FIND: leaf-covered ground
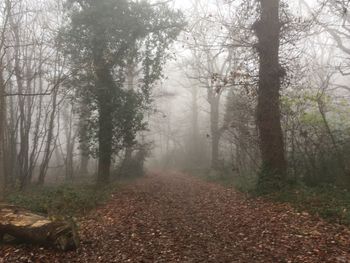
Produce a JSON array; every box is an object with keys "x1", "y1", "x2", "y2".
[{"x1": 1, "y1": 171, "x2": 350, "y2": 262}]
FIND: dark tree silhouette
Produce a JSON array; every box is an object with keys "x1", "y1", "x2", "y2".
[{"x1": 254, "y1": 0, "x2": 287, "y2": 190}]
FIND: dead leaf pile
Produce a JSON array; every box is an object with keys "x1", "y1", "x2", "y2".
[{"x1": 1, "y1": 171, "x2": 350, "y2": 262}]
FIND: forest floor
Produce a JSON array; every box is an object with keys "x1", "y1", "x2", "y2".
[{"x1": 1, "y1": 171, "x2": 350, "y2": 263}]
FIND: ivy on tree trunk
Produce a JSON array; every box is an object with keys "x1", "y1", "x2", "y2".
[{"x1": 254, "y1": 0, "x2": 287, "y2": 191}]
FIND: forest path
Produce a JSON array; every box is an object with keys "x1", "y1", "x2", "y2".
[{"x1": 1, "y1": 171, "x2": 350, "y2": 262}]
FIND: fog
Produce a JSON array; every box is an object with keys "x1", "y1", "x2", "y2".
[
  {"x1": 2, "y1": 0, "x2": 350, "y2": 260},
  {"x1": 147, "y1": 0, "x2": 350, "y2": 180},
  {"x1": 0, "y1": 0, "x2": 349, "y2": 187}
]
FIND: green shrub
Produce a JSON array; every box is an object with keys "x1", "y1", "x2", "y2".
[
  {"x1": 233, "y1": 174, "x2": 258, "y2": 193},
  {"x1": 188, "y1": 167, "x2": 257, "y2": 193},
  {"x1": 192, "y1": 167, "x2": 350, "y2": 226},
  {"x1": 6, "y1": 183, "x2": 117, "y2": 218},
  {"x1": 255, "y1": 163, "x2": 291, "y2": 195},
  {"x1": 271, "y1": 184, "x2": 350, "y2": 225}
]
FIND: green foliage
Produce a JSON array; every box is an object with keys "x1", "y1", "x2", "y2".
[
  {"x1": 117, "y1": 143, "x2": 151, "y2": 178},
  {"x1": 189, "y1": 167, "x2": 257, "y2": 193},
  {"x1": 281, "y1": 89, "x2": 350, "y2": 189},
  {"x1": 196, "y1": 165, "x2": 350, "y2": 226},
  {"x1": 188, "y1": 168, "x2": 234, "y2": 186},
  {"x1": 233, "y1": 174, "x2": 258, "y2": 193},
  {"x1": 256, "y1": 163, "x2": 289, "y2": 195},
  {"x1": 271, "y1": 184, "x2": 350, "y2": 226},
  {"x1": 300, "y1": 111, "x2": 324, "y2": 126},
  {"x1": 61, "y1": 0, "x2": 185, "y2": 158},
  {"x1": 6, "y1": 183, "x2": 116, "y2": 218}
]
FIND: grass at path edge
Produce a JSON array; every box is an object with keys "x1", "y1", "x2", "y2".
[{"x1": 186, "y1": 168, "x2": 350, "y2": 226}]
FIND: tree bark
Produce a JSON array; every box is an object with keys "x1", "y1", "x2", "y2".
[
  {"x1": 80, "y1": 153, "x2": 89, "y2": 177},
  {"x1": 211, "y1": 105, "x2": 220, "y2": 169},
  {"x1": 97, "y1": 104, "x2": 113, "y2": 184},
  {"x1": 94, "y1": 58, "x2": 114, "y2": 185},
  {"x1": 61, "y1": 105, "x2": 78, "y2": 181},
  {"x1": 190, "y1": 86, "x2": 200, "y2": 165},
  {"x1": 37, "y1": 84, "x2": 58, "y2": 186},
  {"x1": 0, "y1": 68, "x2": 6, "y2": 201},
  {"x1": 78, "y1": 101, "x2": 90, "y2": 177},
  {"x1": 120, "y1": 60, "x2": 137, "y2": 176},
  {"x1": 254, "y1": 0, "x2": 287, "y2": 186},
  {"x1": 209, "y1": 90, "x2": 221, "y2": 170},
  {"x1": 0, "y1": 1, "x2": 11, "y2": 196},
  {"x1": 0, "y1": 204, "x2": 79, "y2": 251},
  {"x1": 90, "y1": 23, "x2": 116, "y2": 185}
]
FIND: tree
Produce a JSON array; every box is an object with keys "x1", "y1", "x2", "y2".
[
  {"x1": 301, "y1": 0, "x2": 350, "y2": 82},
  {"x1": 62, "y1": 0, "x2": 184, "y2": 185},
  {"x1": 254, "y1": 0, "x2": 287, "y2": 190},
  {"x1": 182, "y1": 0, "x2": 237, "y2": 170},
  {"x1": 78, "y1": 100, "x2": 90, "y2": 177},
  {"x1": 0, "y1": 0, "x2": 69, "y2": 188},
  {"x1": 0, "y1": 0, "x2": 11, "y2": 200}
]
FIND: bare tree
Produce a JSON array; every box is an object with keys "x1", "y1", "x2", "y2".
[
  {"x1": 60, "y1": 103, "x2": 79, "y2": 180},
  {"x1": 78, "y1": 100, "x2": 90, "y2": 177},
  {"x1": 182, "y1": 0, "x2": 235, "y2": 170},
  {"x1": 0, "y1": 0, "x2": 12, "y2": 200}
]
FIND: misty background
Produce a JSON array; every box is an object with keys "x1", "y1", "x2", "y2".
[{"x1": 1, "y1": 0, "x2": 350, "y2": 190}]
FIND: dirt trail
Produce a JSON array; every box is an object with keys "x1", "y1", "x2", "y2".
[{"x1": 1, "y1": 171, "x2": 350, "y2": 262}]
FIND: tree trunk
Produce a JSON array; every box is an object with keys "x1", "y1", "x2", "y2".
[
  {"x1": 63, "y1": 105, "x2": 77, "y2": 181},
  {"x1": 5, "y1": 94, "x2": 18, "y2": 187},
  {"x1": 79, "y1": 101, "x2": 90, "y2": 177},
  {"x1": 0, "y1": 204, "x2": 79, "y2": 251},
  {"x1": 37, "y1": 48, "x2": 62, "y2": 186},
  {"x1": 191, "y1": 86, "x2": 200, "y2": 165},
  {"x1": 94, "y1": 59, "x2": 114, "y2": 185},
  {"x1": 209, "y1": 91, "x2": 221, "y2": 170},
  {"x1": 37, "y1": 85, "x2": 58, "y2": 186},
  {"x1": 80, "y1": 154, "x2": 89, "y2": 177},
  {"x1": 254, "y1": 0, "x2": 287, "y2": 188},
  {"x1": 11, "y1": 17, "x2": 31, "y2": 188},
  {"x1": 97, "y1": 104, "x2": 113, "y2": 184},
  {"x1": 120, "y1": 147, "x2": 133, "y2": 177},
  {"x1": 120, "y1": 61, "x2": 137, "y2": 175},
  {"x1": 0, "y1": 1, "x2": 11, "y2": 196},
  {"x1": 0, "y1": 68, "x2": 6, "y2": 201}
]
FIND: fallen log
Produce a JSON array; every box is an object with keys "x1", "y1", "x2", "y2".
[{"x1": 0, "y1": 204, "x2": 79, "y2": 251}]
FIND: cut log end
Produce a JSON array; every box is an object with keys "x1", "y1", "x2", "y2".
[{"x1": 0, "y1": 204, "x2": 79, "y2": 251}]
